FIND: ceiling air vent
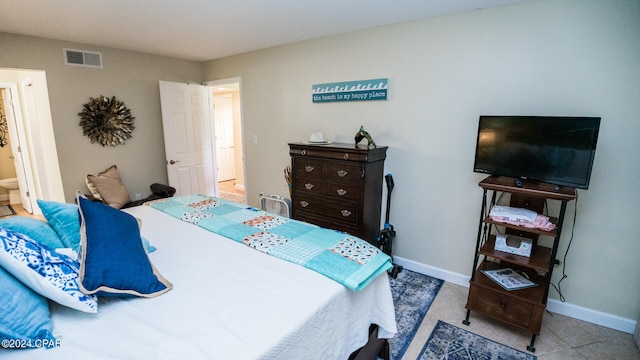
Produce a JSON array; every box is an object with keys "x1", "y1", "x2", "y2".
[{"x1": 64, "y1": 48, "x2": 103, "y2": 68}]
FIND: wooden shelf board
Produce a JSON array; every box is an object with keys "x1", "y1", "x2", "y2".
[
  {"x1": 471, "y1": 260, "x2": 547, "y2": 305},
  {"x1": 479, "y1": 176, "x2": 576, "y2": 201},
  {"x1": 479, "y1": 236, "x2": 551, "y2": 272}
]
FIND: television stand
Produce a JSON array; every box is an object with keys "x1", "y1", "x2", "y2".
[{"x1": 463, "y1": 176, "x2": 576, "y2": 352}]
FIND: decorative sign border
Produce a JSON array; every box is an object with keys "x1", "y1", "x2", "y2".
[{"x1": 312, "y1": 78, "x2": 388, "y2": 103}]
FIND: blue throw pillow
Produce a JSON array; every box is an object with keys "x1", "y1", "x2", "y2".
[
  {"x1": 77, "y1": 196, "x2": 172, "y2": 297},
  {"x1": 0, "y1": 228, "x2": 97, "y2": 313},
  {"x1": 37, "y1": 199, "x2": 81, "y2": 252},
  {"x1": 0, "y1": 216, "x2": 65, "y2": 250},
  {"x1": 0, "y1": 266, "x2": 56, "y2": 348},
  {"x1": 141, "y1": 237, "x2": 156, "y2": 253}
]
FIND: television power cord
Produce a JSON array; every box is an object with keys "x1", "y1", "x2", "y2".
[{"x1": 550, "y1": 192, "x2": 578, "y2": 302}]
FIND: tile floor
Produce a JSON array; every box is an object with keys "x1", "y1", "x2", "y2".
[{"x1": 402, "y1": 281, "x2": 640, "y2": 359}]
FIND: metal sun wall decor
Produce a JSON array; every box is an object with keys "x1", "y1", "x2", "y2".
[
  {"x1": 0, "y1": 110, "x2": 8, "y2": 147},
  {"x1": 79, "y1": 95, "x2": 135, "y2": 147}
]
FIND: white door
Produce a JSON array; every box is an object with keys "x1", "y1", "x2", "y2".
[
  {"x1": 1, "y1": 87, "x2": 35, "y2": 213},
  {"x1": 159, "y1": 81, "x2": 218, "y2": 197},
  {"x1": 213, "y1": 94, "x2": 236, "y2": 182}
]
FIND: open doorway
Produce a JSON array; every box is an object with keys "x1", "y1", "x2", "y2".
[
  {"x1": 207, "y1": 78, "x2": 246, "y2": 203},
  {"x1": 0, "y1": 69, "x2": 65, "y2": 214}
]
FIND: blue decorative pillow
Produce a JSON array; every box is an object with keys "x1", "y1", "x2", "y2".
[
  {"x1": 0, "y1": 227, "x2": 98, "y2": 313},
  {"x1": 0, "y1": 216, "x2": 65, "y2": 250},
  {"x1": 37, "y1": 199, "x2": 81, "y2": 252},
  {"x1": 0, "y1": 266, "x2": 56, "y2": 348},
  {"x1": 141, "y1": 237, "x2": 156, "y2": 253},
  {"x1": 77, "y1": 196, "x2": 172, "y2": 297}
]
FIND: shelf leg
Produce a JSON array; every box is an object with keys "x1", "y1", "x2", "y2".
[
  {"x1": 462, "y1": 309, "x2": 471, "y2": 326},
  {"x1": 527, "y1": 334, "x2": 536, "y2": 353}
]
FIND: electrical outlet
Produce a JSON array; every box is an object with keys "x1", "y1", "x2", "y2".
[{"x1": 135, "y1": 193, "x2": 142, "y2": 200}]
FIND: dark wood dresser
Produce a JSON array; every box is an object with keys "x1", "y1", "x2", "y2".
[{"x1": 288, "y1": 142, "x2": 387, "y2": 244}]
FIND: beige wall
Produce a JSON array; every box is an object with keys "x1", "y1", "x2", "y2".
[
  {"x1": 0, "y1": 33, "x2": 204, "y2": 202},
  {"x1": 203, "y1": 0, "x2": 640, "y2": 324}
]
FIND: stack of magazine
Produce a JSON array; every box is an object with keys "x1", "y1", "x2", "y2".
[{"x1": 482, "y1": 268, "x2": 537, "y2": 291}]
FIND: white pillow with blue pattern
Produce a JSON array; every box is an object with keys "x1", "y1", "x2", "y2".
[{"x1": 0, "y1": 227, "x2": 98, "y2": 313}]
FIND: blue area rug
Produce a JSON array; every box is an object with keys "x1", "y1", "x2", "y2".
[
  {"x1": 417, "y1": 320, "x2": 537, "y2": 360},
  {"x1": 389, "y1": 269, "x2": 444, "y2": 360}
]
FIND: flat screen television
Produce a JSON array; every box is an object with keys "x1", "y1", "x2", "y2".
[{"x1": 473, "y1": 115, "x2": 601, "y2": 189}]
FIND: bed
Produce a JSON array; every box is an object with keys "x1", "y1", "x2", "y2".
[{"x1": 1, "y1": 195, "x2": 397, "y2": 359}]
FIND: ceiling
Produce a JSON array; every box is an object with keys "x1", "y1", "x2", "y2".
[{"x1": 1, "y1": 0, "x2": 532, "y2": 62}]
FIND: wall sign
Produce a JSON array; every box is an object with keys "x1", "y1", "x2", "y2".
[{"x1": 312, "y1": 78, "x2": 387, "y2": 103}]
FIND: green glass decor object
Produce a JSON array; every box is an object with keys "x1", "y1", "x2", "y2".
[{"x1": 354, "y1": 125, "x2": 376, "y2": 148}]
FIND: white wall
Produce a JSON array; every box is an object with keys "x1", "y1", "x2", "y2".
[{"x1": 204, "y1": 0, "x2": 640, "y2": 325}]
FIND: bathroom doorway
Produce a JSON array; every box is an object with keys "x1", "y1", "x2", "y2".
[
  {"x1": 0, "y1": 85, "x2": 36, "y2": 213},
  {"x1": 0, "y1": 68, "x2": 65, "y2": 215},
  {"x1": 0, "y1": 92, "x2": 18, "y2": 210}
]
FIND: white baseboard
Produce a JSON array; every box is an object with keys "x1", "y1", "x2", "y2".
[
  {"x1": 394, "y1": 256, "x2": 470, "y2": 287},
  {"x1": 392, "y1": 256, "x2": 637, "y2": 334}
]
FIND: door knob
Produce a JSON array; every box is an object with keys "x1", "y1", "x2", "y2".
[{"x1": 169, "y1": 160, "x2": 180, "y2": 165}]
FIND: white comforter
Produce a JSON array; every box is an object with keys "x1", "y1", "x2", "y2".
[{"x1": 7, "y1": 205, "x2": 396, "y2": 359}]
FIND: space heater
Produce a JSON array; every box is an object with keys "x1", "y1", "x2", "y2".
[{"x1": 259, "y1": 194, "x2": 292, "y2": 218}]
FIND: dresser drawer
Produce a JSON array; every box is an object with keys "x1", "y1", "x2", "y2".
[
  {"x1": 292, "y1": 179, "x2": 325, "y2": 196},
  {"x1": 325, "y1": 162, "x2": 363, "y2": 183},
  {"x1": 325, "y1": 181, "x2": 359, "y2": 200},
  {"x1": 293, "y1": 196, "x2": 359, "y2": 223},
  {"x1": 466, "y1": 283, "x2": 544, "y2": 333},
  {"x1": 294, "y1": 211, "x2": 358, "y2": 236},
  {"x1": 292, "y1": 158, "x2": 324, "y2": 179}
]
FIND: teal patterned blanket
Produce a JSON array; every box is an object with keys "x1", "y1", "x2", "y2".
[{"x1": 147, "y1": 195, "x2": 392, "y2": 291}]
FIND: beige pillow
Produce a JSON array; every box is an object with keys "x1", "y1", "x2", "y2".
[{"x1": 86, "y1": 165, "x2": 131, "y2": 209}]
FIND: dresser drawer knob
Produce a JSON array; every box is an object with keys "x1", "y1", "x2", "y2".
[
  {"x1": 305, "y1": 165, "x2": 315, "y2": 173},
  {"x1": 301, "y1": 150, "x2": 307, "y2": 156},
  {"x1": 336, "y1": 189, "x2": 347, "y2": 196},
  {"x1": 337, "y1": 170, "x2": 348, "y2": 177},
  {"x1": 343, "y1": 153, "x2": 349, "y2": 160},
  {"x1": 341, "y1": 210, "x2": 352, "y2": 217},
  {"x1": 300, "y1": 201, "x2": 309, "y2": 208},
  {"x1": 305, "y1": 183, "x2": 314, "y2": 190},
  {"x1": 500, "y1": 299, "x2": 507, "y2": 308}
]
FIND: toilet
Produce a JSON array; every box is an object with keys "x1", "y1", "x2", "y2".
[{"x1": 0, "y1": 177, "x2": 21, "y2": 204}]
